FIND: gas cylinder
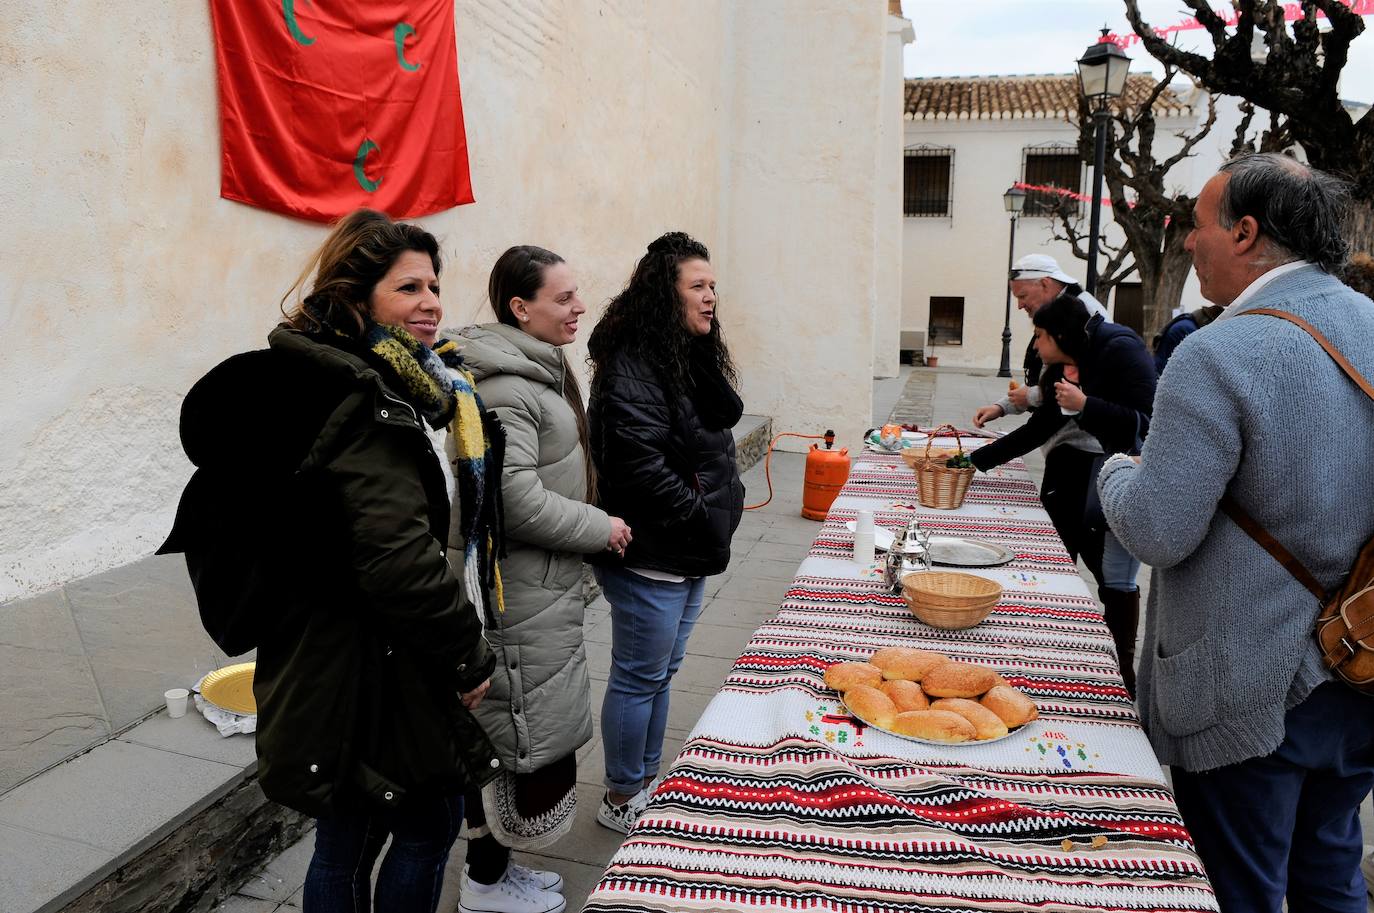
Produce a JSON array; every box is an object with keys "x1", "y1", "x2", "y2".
[{"x1": 801, "y1": 429, "x2": 850, "y2": 520}]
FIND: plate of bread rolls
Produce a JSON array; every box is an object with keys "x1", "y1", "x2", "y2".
[{"x1": 822, "y1": 647, "x2": 1038, "y2": 745}]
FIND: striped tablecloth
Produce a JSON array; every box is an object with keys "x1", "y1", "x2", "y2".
[{"x1": 585, "y1": 439, "x2": 1216, "y2": 912}]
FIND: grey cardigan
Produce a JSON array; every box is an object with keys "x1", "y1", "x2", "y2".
[
  {"x1": 1098, "y1": 265, "x2": 1374, "y2": 772},
  {"x1": 448, "y1": 323, "x2": 611, "y2": 773}
]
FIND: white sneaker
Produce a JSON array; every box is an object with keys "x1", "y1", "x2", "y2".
[
  {"x1": 1360, "y1": 847, "x2": 1374, "y2": 898},
  {"x1": 458, "y1": 868, "x2": 566, "y2": 913},
  {"x1": 595, "y1": 787, "x2": 651, "y2": 834},
  {"x1": 506, "y1": 860, "x2": 563, "y2": 894},
  {"x1": 643, "y1": 773, "x2": 667, "y2": 797}
]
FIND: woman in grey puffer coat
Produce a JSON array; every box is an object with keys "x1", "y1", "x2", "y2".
[{"x1": 448, "y1": 246, "x2": 631, "y2": 913}]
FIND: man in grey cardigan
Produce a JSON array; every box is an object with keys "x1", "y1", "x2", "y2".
[{"x1": 1098, "y1": 153, "x2": 1374, "y2": 912}]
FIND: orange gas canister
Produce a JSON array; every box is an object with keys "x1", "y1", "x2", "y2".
[{"x1": 801, "y1": 430, "x2": 850, "y2": 520}]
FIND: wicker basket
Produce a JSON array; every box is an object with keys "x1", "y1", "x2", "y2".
[
  {"x1": 908, "y1": 424, "x2": 975, "y2": 509},
  {"x1": 901, "y1": 571, "x2": 1002, "y2": 630}
]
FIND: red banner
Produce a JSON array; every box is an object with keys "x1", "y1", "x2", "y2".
[{"x1": 210, "y1": 1, "x2": 474, "y2": 222}]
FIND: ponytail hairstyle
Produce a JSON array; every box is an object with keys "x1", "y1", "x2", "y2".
[
  {"x1": 588, "y1": 231, "x2": 736, "y2": 401},
  {"x1": 487, "y1": 245, "x2": 596, "y2": 504},
  {"x1": 280, "y1": 208, "x2": 441, "y2": 337}
]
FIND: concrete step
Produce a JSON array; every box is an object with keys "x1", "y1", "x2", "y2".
[
  {"x1": 2, "y1": 711, "x2": 305, "y2": 913},
  {"x1": 733, "y1": 413, "x2": 773, "y2": 474}
]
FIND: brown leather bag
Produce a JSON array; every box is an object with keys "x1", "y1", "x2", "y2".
[{"x1": 1218, "y1": 308, "x2": 1374, "y2": 695}]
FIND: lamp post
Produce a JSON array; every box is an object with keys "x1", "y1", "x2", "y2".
[
  {"x1": 997, "y1": 184, "x2": 1026, "y2": 379},
  {"x1": 1076, "y1": 28, "x2": 1130, "y2": 296}
]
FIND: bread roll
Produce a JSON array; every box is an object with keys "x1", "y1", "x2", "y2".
[
  {"x1": 878, "y1": 679, "x2": 929, "y2": 712},
  {"x1": 921, "y1": 661, "x2": 1000, "y2": 698},
  {"x1": 869, "y1": 647, "x2": 948, "y2": 682},
  {"x1": 980, "y1": 685, "x2": 1039, "y2": 727},
  {"x1": 930, "y1": 698, "x2": 1010, "y2": 740},
  {"x1": 889, "y1": 710, "x2": 975, "y2": 743},
  {"x1": 843, "y1": 685, "x2": 897, "y2": 729},
  {"x1": 824, "y1": 662, "x2": 883, "y2": 692}
]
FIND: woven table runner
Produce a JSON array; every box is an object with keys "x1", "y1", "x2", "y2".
[{"x1": 585, "y1": 440, "x2": 1216, "y2": 912}]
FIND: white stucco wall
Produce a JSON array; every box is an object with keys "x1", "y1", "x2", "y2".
[
  {"x1": 901, "y1": 107, "x2": 1208, "y2": 371},
  {"x1": 0, "y1": 1, "x2": 896, "y2": 601},
  {"x1": 872, "y1": 12, "x2": 915, "y2": 379},
  {"x1": 723, "y1": 2, "x2": 892, "y2": 454}
]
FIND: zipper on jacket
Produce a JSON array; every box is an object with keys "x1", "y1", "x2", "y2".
[{"x1": 381, "y1": 392, "x2": 420, "y2": 425}]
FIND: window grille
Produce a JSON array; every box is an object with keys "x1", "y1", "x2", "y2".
[
  {"x1": 1021, "y1": 144, "x2": 1084, "y2": 217},
  {"x1": 903, "y1": 146, "x2": 954, "y2": 217}
]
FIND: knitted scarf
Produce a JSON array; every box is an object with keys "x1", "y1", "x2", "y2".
[{"x1": 362, "y1": 323, "x2": 507, "y2": 618}]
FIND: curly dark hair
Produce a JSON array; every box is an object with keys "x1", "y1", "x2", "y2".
[{"x1": 588, "y1": 231, "x2": 736, "y2": 398}]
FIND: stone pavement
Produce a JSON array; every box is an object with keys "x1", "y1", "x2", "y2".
[
  {"x1": 210, "y1": 368, "x2": 1374, "y2": 913},
  {"x1": 0, "y1": 556, "x2": 233, "y2": 795}
]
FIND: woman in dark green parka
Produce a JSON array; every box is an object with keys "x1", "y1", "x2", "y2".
[{"x1": 161, "y1": 210, "x2": 499, "y2": 913}]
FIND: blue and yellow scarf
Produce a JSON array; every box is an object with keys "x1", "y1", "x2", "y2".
[{"x1": 363, "y1": 323, "x2": 507, "y2": 617}]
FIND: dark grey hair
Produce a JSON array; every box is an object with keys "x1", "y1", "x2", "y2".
[{"x1": 1217, "y1": 153, "x2": 1351, "y2": 273}]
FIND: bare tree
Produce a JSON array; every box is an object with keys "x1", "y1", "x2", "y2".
[
  {"x1": 1124, "y1": 0, "x2": 1374, "y2": 252},
  {"x1": 1050, "y1": 71, "x2": 1218, "y2": 339}
]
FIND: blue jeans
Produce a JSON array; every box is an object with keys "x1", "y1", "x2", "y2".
[
  {"x1": 1171, "y1": 683, "x2": 1374, "y2": 913},
  {"x1": 598, "y1": 566, "x2": 707, "y2": 795},
  {"x1": 1100, "y1": 530, "x2": 1140, "y2": 592},
  {"x1": 303, "y1": 792, "x2": 463, "y2": 913}
]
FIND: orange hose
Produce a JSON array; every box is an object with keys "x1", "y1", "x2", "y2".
[{"x1": 743, "y1": 432, "x2": 828, "y2": 511}]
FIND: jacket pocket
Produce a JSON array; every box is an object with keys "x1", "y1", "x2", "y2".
[
  {"x1": 1150, "y1": 636, "x2": 1221, "y2": 737},
  {"x1": 540, "y1": 550, "x2": 560, "y2": 589}
]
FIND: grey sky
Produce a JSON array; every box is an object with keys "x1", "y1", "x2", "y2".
[{"x1": 900, "y1": 0, "x2": 1374, "y2": 105}]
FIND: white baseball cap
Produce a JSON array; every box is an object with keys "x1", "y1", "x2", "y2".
[{"x1": 1009, "y1": 254, "x2": 1080, "y2": 286}]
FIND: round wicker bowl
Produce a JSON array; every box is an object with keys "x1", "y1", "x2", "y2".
[{"x1": 901, "y1": 571, "x2": 1002, "y2": 630}]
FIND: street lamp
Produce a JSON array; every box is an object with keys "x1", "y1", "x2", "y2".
[
  {"x1": 998, "y1": 184, "x2": 1026, "y2": 379},
  {"x1": 1076, "y1": 28, "x2": 1130, "y2": 295}
]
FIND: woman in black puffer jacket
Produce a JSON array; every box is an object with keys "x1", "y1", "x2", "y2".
[{"x1": 586, "y1": 232, "x2": 744, "y2": 832}]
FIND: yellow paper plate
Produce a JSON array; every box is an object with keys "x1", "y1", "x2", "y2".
[{"x1": 200, "y1": 662, "x2": 257, "y2": 715}]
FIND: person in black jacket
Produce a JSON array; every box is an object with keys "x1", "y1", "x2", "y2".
[
  {"x1": 159, "y1": 210, "x2": 509, "y2": 913},
  {"x1": 586, "y1": 231, "x2": 745, "y2": 832},
  {"x1": 970, "y1": 295, "x2": 1156, "y2": 694}
]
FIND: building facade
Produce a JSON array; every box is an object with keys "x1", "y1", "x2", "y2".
[
  {"x1": 900, "y1": 73, "x2": 1212, "y2": 371},
  {"x1": 0, "y1": 0, "x2": 912, "y2": 601}
]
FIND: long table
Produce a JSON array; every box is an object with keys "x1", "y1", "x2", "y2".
[{"x1": 585, "y1": 439, "x2": 1217, "y2": 912}]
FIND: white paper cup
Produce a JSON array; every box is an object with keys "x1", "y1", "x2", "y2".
[{"x1": 165, "y1": 688, "x2": 190, "y2": 719}]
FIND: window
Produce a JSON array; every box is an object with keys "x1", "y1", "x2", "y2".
[
  {"x1": 928, "y1": 296, "x2": 964, "y2": 346},
  {"x1": 904, "y1": 146, "x2": 953, "y2": 217},
  {"x1": 1022, "y1": 144, "x2": 1083, "y2": 217}
]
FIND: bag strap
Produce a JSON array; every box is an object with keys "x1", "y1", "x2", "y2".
[
  {"x1": 1217, "y1": 496, "x2": 1327, "y2": 600},
  {"x1": 1218, "y1": 307, "x2": 1374, "y2": 602},
  {"x1": 1246, "y1": 308, "x2": 1374, "y2": 401}
]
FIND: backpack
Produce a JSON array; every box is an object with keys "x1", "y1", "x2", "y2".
[{"x1": 1219, "y1": 308, "x2": 1374, "y2": 694}]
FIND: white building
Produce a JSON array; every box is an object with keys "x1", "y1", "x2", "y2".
[
  {"x1": 899, "y1": 73, "x2": 1214, "y2": 371},
  {"x1": 0, "y1": 1, "x2": 912, "y2": 602}
]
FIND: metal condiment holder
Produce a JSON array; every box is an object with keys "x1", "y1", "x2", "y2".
[{"x1": 884, "y1": 518, "x2": 933, "y2": 592}]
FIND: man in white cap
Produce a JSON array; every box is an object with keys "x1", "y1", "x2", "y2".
[{"x1": 972, "y1": 254, "x2": 1107, "y2": 427}]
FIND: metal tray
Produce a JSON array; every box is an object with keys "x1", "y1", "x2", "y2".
[{"x1": 928, "y1": 535, "x2": 1015, "y2": 568}]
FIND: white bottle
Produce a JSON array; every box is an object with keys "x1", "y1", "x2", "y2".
[{"x1": 854, "y1": 510, "x2": 876, "y2": 566}]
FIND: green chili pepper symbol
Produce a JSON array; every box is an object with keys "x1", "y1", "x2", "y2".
[
  {"x1": 394, "y1": 23, "x2": 420, "y2": 71},
  {"x1": 282, "y1": 0, "x2": 316, "y2": 46},
  {"x1": 354, "y1": 139, "x2": 381, "y2": 192}
]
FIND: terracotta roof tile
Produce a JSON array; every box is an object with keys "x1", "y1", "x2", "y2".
[{"x1": 905, "y1": 73, "x2": 1192, "y2": 120}]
